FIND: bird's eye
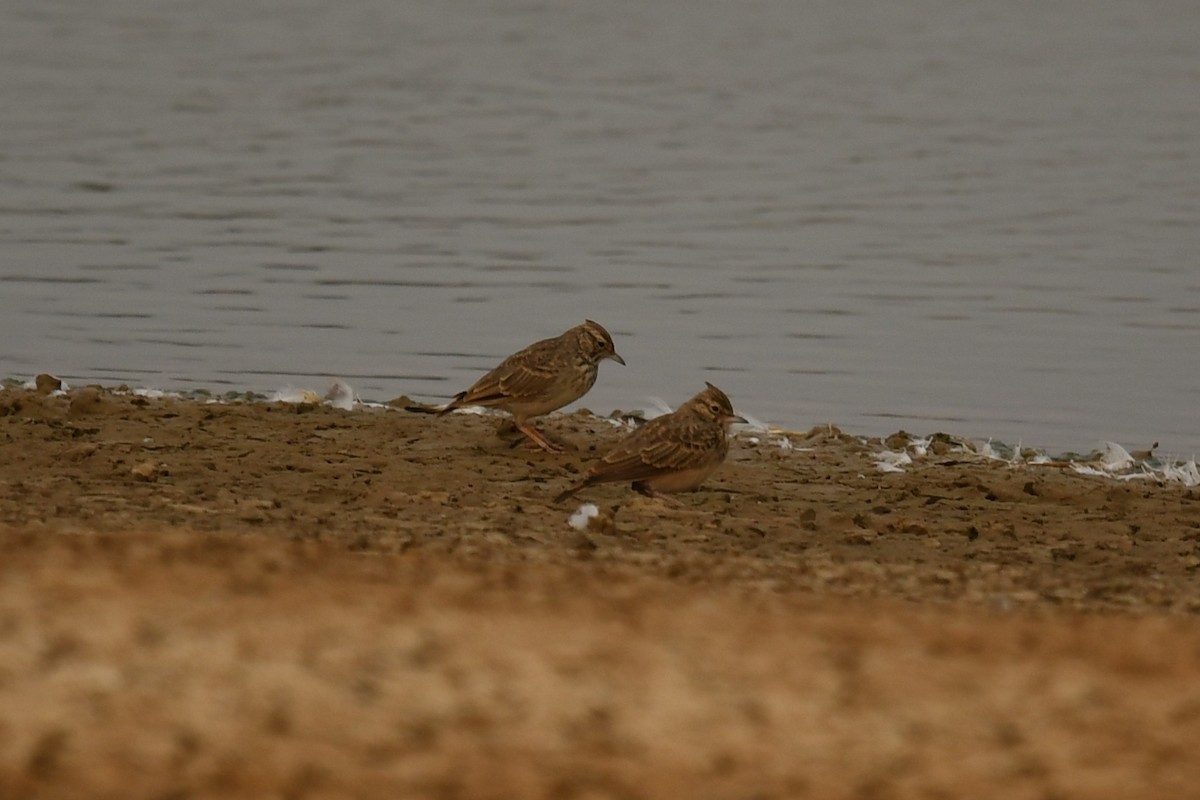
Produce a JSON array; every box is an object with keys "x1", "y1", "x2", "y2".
[{"x1": 710, "y1": 404, "x2": 721, "y2": 414}]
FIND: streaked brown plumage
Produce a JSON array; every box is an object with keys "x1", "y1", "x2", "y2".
[
  {"x1": 438, "y1": 320, "x2": 624, "y2": 453},
  {"x1": 554, "y1": 382, "x2": 746, "y2": 502}
]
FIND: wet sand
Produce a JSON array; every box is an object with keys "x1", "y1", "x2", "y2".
[{"x1": 2, "y1": 385, "x2": 1199, "y2": 798}]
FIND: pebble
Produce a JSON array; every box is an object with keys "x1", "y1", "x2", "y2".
[
  {"x1": 34, "y1": 374, "x2": 62, "y2": 394},
  {"x1": 130, "y1": 460, "x2": 161, "y2": 482}
]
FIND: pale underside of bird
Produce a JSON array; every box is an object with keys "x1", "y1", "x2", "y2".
[{"x1": 438, "y1": 320, "x2": 624, "y2": 453}]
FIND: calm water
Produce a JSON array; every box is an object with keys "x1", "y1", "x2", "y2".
[{"x1": 2, "y1": 0, "x2": 1198, "y2": 454}]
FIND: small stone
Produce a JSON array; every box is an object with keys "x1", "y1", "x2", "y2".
[
  {"x1": 34, "y1": 374, "x2": 62, "y2": 394},
  {"x1": 580, "y1": 507, "x2": 616, "y2": 534},
  {"x1": 130, "y1": 460, "x2": 161, "y2": 482}
]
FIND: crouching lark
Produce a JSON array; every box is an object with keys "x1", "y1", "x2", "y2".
[{"x1": 554, "y1": 382, "x2": 746, "y2": 502}]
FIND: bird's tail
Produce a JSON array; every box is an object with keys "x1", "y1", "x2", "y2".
[
  {"x1": 553, "y1": 481, "x2": 586, "y2": 504},
  {"x1": 435, "y1": 393, "x2": 467, "y2": 417},
  {"x1": 403, "y1": 403, "x2": 442, "y2": 415}
]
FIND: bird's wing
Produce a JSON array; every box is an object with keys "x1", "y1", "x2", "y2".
[
  {"x1": 583, "y1": 416, "x2": 723, "y2": 484},
  {"x1": 453, "y1": 338, "x2": 560, "y2": 407}
]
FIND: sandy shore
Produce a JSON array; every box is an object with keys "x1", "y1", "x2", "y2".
[{"x1": 2, "y1": 385, "x2": 1198, "y2": 798}]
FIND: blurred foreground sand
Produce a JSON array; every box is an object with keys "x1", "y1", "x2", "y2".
[{"x1": 2, "y1": 387, "x2": 1198, "y2": 798}]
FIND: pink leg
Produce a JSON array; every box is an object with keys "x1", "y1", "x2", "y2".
[{"x1": 515, "y1": 419, "x2": 566, "y2": 454}]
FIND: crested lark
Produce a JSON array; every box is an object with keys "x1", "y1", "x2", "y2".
[
  {"x1": 554, "y1": 382, "x2": 746, "y2": 502},
  {"x1": 438, "y1": 320, "x2": 624, "y2": 453}
]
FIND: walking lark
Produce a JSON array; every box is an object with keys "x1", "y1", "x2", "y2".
[
  {"x1": 438, "y1": 320, "x2": 624, "y2": 453},
  {"x1": 554, "y1": 382, "x2": 746, "y2": 502}
]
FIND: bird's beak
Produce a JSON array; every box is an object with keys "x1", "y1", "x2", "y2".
[
  {"x1": 609, "y1": 352, "x2": 626, "y2": 366},
  {"x1": 728, "y1": 414, "x2": 748, "y2": 425}
]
